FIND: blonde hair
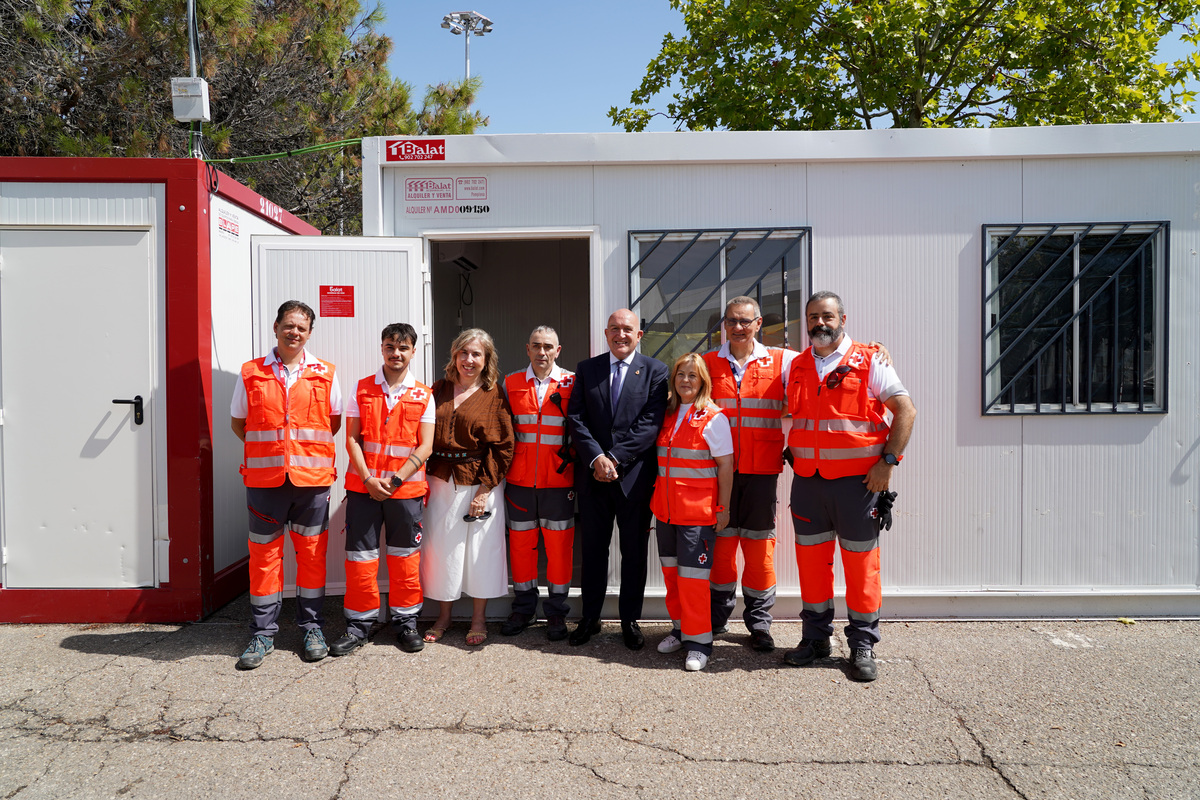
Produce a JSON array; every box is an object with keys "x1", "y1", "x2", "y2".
[
  {"x1": 666, "y1": 352, "x2": 716, "y2": 416},
  {"x1": 443, "y1": 328, "x2": 500, "y2": 391}
]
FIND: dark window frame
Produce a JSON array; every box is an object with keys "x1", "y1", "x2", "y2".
[
  {"x1": 981, "y1": 221, "x2": 1169, "y2": 416},
  {"x1": 627, "y1": 226, "x2": 812, "y2": 362}
]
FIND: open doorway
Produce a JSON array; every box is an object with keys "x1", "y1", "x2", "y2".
[
  {"x1": 429, "y1": 238, "x2": 590, "y2": 376},
  {"x1": 429, "y1": 236, "x2": 592, "y2": 610}
]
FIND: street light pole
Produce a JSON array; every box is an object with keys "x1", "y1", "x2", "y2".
[{"x1": 440, "y1": 11, "x2": 494, "y2": 81}]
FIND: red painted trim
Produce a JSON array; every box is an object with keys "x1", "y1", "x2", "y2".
[
  {"x1": 207, "y1": 556, "x2": 250, "y2": 617},
  {"x1": 209, "y1": 168, "x2": 320, "y2": 236},
  {"x1": 0, "y1": 157, "x2": 201, "y2": 183},
  {"x1": 0, "y1": 587, "x2": 203, "y2": 623},
  {"x1": 163, "y1": 161, "x2": 211, "y2": 609}
]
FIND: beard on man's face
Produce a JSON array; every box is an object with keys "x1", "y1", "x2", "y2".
[{"x1": 809, "y1": 323, "x2": 842, "y2": 347}]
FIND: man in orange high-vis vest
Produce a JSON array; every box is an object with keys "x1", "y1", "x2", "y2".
[
  {"x1": 703, "y1": 296, "x2": 798, "y2": 653},
  {"x1": 784, "y1": 291, "x2": 915, "y2": 682},
  {"x1": 231, "y1": 300, "x2": 343, "y2": 671},
  {"x1": 331, "y1": 322, "x2": 435, "y2": 657},
  {"x1": 500, "y1": 326, "x2": 577, "y2": 642}
]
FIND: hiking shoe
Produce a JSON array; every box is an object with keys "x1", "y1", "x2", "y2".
[
  {"x1": 397, "y1": 627, "x2": 425, "y2": 653},
  {"x1": 501, "y1": 612, "x2": 533, "y2": 636},
  {"x1": 330, "y1": 632, "x2": 365, "y2": 657},
  {"x1": 782, "y1": 637, "x2": 832, "y2": 666},
  {"x1": 657, "y1": 632, "x2": 683, "y2": 654},
  {"x1": 237, "y1": 635, "x2": 274, "y2": 670},
  {"x1": 749, "y1": 629, "x2": 776, "y2": 652},
  {"x1": 302, "y1": 628, "x2": 328, "y2": 662},
  {"x1": 684, "y1": 650, "x2": 709, "y2": 671},
  {"x1": 849, "y1": 648, "x2": 878, "y2": 682}
]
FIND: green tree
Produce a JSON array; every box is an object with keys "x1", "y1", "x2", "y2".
[
  {"x1": 0, "y1": 0, "x2": 486, "y2": 233},
  {"x1": 611, "y1": 0, "x2": 1200, "y2": 131}
]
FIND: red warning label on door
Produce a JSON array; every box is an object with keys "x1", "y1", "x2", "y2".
[{"x1": 320, "y1": 285, "x2": 354, "y2": 317}]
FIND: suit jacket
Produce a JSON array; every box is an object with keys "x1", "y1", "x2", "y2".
[{"x1": 566, "y1": 351, "x2": 669, "y2": 502}]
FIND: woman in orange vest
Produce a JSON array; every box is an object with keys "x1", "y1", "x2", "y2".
[{"x1": 650, "y1": 353, "x2": 734, "y2": 671}]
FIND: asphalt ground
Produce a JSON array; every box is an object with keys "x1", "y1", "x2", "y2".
[{"x1": 1, "y1": 595, "x2": 1197, "y2": 800}]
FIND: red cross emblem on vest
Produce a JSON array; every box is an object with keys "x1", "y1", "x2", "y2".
[
  {"x1": 406, "y1": 387, "x2": 428, "y2": 402},
  {"x1": 308, "y1": 362, "x2": 328, "y2": 375},
  {"x1": 557, "y1": 375, "x2": 574, "y2": 389},
  {"x1": 848, "y1": 352, "x2": 866, "y2": 369}
]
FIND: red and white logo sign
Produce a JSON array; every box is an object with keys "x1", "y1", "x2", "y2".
[
  {"x1": 385, "y1": 139, "x2": 446, "y2": 162},
  {"x1": 405, "y1": 178, "x2": 454, "y2": 201},
  {"x1": 320, "y1": 285, "x2": 355, "y2": 318}
]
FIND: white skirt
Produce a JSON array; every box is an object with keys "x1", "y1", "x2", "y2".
[{"x1": 420, "y1": 475, "x2": 509, "y2": 602}]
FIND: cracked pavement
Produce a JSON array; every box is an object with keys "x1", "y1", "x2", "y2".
[{"x1": 1, "y1": 599, "x2": 1197, "y2": 799}]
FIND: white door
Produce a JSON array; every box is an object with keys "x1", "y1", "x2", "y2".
[
  {"x1": 251, "y1": 236, "x2": 427, "y2": 594},
  {"x1": 1, "y1": 229, "x2": 157, "y2": 588}
]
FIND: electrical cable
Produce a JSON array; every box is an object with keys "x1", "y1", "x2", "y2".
[{"x1": 203, "y1": 138, "x2": 364, "y2": 165}]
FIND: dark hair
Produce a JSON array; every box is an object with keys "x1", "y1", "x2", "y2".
[
  {"x1": 382, "y1": 322, "x2": 417, "y2": 346},
  {"x1": 275, "y1": 300, "x2": 315, "y2": 327},
  {"x1": 806, "y1": 290, "x2": 845, "y2": 317}
]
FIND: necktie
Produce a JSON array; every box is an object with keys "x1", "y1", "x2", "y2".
[{"x1": 610, "y1": 361, "x2": 624, "y2": 411}]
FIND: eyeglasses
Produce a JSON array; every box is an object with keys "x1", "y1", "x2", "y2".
[
  {"x1": 723, "y1": 317, "x2": 759, "y2": 328},
  {"x1": 825, "y1": 365, "x2": 852, "y2": 389}
]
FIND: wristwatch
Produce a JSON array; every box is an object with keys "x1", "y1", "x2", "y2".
[
  {"x1": 882, "y1": 453, "x2": 902, "y2": 467},
  {"x1": 390, "y1": 473, "x2": 404, "y2": 488}
]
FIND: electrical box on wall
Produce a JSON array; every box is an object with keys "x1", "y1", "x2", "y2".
[{"x1": 170, "y1": 77, "x2": 211, "y2": 122}]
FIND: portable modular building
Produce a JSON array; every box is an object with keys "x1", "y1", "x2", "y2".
[
  {"x1": 0, "y1": 158, "x2": 317, "y2": 623},
  {"x1": 327, "y1": 123, "x2": 1196, "y2": 618}
]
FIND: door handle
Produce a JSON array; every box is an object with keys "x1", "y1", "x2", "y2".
[{"x1": 112, "y1": 395, "x2": 144, "y2": 425}]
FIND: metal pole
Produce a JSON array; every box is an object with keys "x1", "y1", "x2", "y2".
[
  {"x1": 465, "y1": 28, "x2": 471, "y2": 80},
  {"x1": 187, "y1": 0, "x2": 197, "y2": 78}
]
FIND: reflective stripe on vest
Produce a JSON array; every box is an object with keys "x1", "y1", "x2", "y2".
[
  {"x1": 240, "y1": 357, "x2": 337, "y2": 488},
  {"x1": 650, "y1": 406, "x2": 721, "y2": 526},
  {"x1": 703, "y1": 350, "x2": 786, "y2": 475},
  {"x1": 344, "y1": 375, "x2": 432, "y2": 499},
  {"x1": 786, "y1": 342, "x2": 890, "y2": 479},
  {"x1": 504, "y1": 371, "x2": 575, "y2": 489}
]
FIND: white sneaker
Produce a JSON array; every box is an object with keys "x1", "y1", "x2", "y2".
[
  {"x1": 684, "y1": 650, "x2": 708, "y2": 671},
  {"x1": 657, "y1": 633, "x2": 682, "y2": 654}
]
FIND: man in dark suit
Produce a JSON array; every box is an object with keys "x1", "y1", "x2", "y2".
[{"x1": 566, "y1": 309, "x2": 669, "y2": 649}]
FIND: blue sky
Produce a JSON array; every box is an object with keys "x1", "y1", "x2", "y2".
[
  {"x1": 382, "y1": 1, "x2": 684, "y2": 133},
  {"x1": 380, "y1": 2, "x2": 1196, "y2": 135}
]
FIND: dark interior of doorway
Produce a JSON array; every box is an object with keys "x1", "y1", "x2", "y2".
[{"x1": 430, "y1": 237, "x2": 591, "y2": 604}]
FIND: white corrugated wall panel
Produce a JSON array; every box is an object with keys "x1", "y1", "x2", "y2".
[
  {"x1": 808, "y1": 160, "x2": 1027, "y2": 591},
  {"x1": 593, "y1": 164, "x2": 809, "y2": 595},
  {"x1": 1020, "y1": 156, "x2": 1200, "y2": 589},
  {"x1": 593, "y1": 163, "x2": 809, "y2": 349},
  {"x1": 209, "y1": 201, "x2": 298, "y2": 573},
  {"x1": 0, "y1": 182, "x2": 157, "y2": 226}
]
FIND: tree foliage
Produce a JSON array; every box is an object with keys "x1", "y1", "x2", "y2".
[
  {"x1": 611, "y1": 0, "x2": 1200, "y2": 131},
  {"x1": 0, "y1": 0, "x2": 486, "y2": 233}
]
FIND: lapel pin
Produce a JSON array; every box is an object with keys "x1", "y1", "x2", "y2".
[{"x1": 635, "y1": 369, "x2": 641, "y2": 375}]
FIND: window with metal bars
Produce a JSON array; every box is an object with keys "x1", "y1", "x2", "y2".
[
  {"x1": 628, "y1": 227, "x2": 811, "y2": 365},
  {"x1": 982, "y1": 222, "x2": 1168, "y2": 415}
]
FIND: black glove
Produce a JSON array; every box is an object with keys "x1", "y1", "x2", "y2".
[
  {"x1": 874, "y1": 490, "x2": 897, "y2": 532},
  {"x1": 782, "y1": 447, "x2": 795, "y2": 469}
]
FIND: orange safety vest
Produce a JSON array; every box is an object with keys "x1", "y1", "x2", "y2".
[
  {"x1": 345, "y1": 376, "x2": 432, "y2": 499},
  {"x1": 240, "y1": 357, "x2": 337, "y2": 488},
  {"x1": 651, "y1": 405, "x2": 721, "y2": 526},
  {"x1": 786, "y1": 342, "x2": 890, "y2": 479},
  {"x1": 505, "y1": 370, "x2": 575, "y2": 489},
  {"x1": 704, "y1": 349, "x2": 786, "y2": 475}
]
